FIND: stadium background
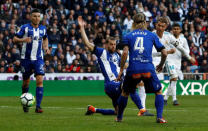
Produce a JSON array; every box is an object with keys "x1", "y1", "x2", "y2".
[{"x1": 0, "y1": 0, "x2": 207, "y2": 75}]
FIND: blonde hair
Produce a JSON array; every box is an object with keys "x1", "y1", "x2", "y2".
[{"x1": 132, "y1": 12, "x2": 147, "y2": 30}]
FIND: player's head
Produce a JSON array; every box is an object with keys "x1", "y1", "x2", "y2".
[
  {"x1": 30, "y1": 9, "x2": 41, "y2": 26},
  {"x1": 172, "y1": 23, "x2": 181, "y2": 37},
  {"x1": 156, "y1": 17, "x2": 169, "y2": 33},
  {"x1": 132, "y1": 12, "x2": 146, "y2": 30},
  {"x1": 106, "y1": 37, "x2": 116, "y2": 53}
]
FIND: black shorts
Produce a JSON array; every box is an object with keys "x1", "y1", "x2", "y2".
[{"x1": 122, "y1": 71, "x2": 162, "y2": 94}]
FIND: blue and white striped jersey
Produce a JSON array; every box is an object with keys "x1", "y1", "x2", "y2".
[
  {"x1": 15, "y1": 23, "x2": 48, "y2": 60},
  {"x1": 93, "y1": 47, "x2": 120, "y2": 83}
]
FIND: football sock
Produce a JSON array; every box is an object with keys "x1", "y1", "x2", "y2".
[
  {"x1": 22, "y1": 87, "x2": 29, "y2": 94},
  {"x1": 36, "y1": 87, "x2": 43, "y2": 108},
  {"x1": 117, "y1": 95, "x2": 128, "y2": 120},
  {"x1": 171, "y1": 80, "x2": 177, "y2": 101},
  {"x1": 96, "y1": 109, "x2": 115, "y2": 115},
  {"x1": 138, "y1": 86, "x2": 146, "y2": 109},
  {"x1": 164, "y1": 82, "x2": 172, "y2": 100},
  {"x1": 155, "y1": 94, "x2": 164, "y2": 119},
  {"x1": 130, "y1": 91, "x2": 143, "y2": 110}
]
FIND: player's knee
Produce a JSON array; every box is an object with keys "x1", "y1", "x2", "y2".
[
  {"x1": 121, "y1": 91, "x2": 129, "y2": 97},
  {"x1": 170, "y1": 77, "x2": 177, "y2": 81},
  {"x1": 155, "y1": 89, "x2": 162, "y2": 95}
]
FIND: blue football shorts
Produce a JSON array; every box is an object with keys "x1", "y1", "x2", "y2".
[{"x1": 21, "y1": 59, "x2": 45, "y2": 80}]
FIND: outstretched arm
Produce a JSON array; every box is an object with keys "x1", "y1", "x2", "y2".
[{"x1": 78, "y1": 16, "x2": 95, "y2": 52}]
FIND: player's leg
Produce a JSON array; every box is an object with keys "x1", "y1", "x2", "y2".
[
  {"x1": 86, "y1": 81, "x2": 121, "y2": 115},
  {"x1": 21, "y1": 59, "x2": 32, "y2": 94},
  {"x1": 22, "y1": 78, "x2": 30, "y2": 94},
  {"x1": 164, "y1": 62, "x2": 178, "y2": 105},
  {"x1": 137, "y1": 81, "x2": 146, "y2": 109},
  {"x1": 116, "y1": 75, "x2": 137, "y2": 122},
  {"x1": 34, "y1": 60, "x2": 45, "y2": 113},
  {"x1": 144, "y1": 71, "x2": 167, "y2": 123},
  {"x1": 20, "y1": 59, "x2": 32, "y2": 113},
  {"x1": 131, "y1": 82, "x2": 154, "y2": 116}
]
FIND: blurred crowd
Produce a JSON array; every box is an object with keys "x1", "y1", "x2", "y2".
[{"x1": 0, "y1": 0, "x2": 207, "y2": 75}]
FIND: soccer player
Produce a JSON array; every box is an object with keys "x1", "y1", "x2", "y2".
[
  {"x1": 163, "y1": 23, "x2": 192, "y2": 105},
  {"x1": 13, "y1": 9, "x2": 49, "y2": 113},
  {"x1": 78, "y1": 16, "x2": 153, "y2": 116},
  {"x1": 153, "y1": 17, "x2": 195, "y2": 106},
  {"x1": 116, "y1": 12, "x2": 168, "y2": 123}
]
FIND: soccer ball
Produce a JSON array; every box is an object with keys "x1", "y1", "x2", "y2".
[{"x1": 20, "y1": 93, "x2": 35, "y2": 107}]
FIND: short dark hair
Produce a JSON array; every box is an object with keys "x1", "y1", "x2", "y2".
[
  {"x1": 106, "y1": 37, "x2": 116, "y2": 44},
  {"x1": 31, "y1": 8, "x2": 41, "y2": 14},
  {"x1": 172, "y1": 23, "x2": 181, "y2": 28}
]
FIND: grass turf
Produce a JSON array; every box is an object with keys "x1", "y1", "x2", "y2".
[{"x1": 0, "y1": 95, "x2": 208, "y2": 131}]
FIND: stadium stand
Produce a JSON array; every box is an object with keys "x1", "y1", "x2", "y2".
[{"x1": 0, "y1": 0, "x2": 207, "y2": 75}]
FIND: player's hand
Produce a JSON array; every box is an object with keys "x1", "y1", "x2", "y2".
[
  {"x1": 45, "y1": 48, "x2": 50, "y2": 54},
  {"x1": 23, "y1": 37, "x2": 32, "y2": 43},
  {"x1": 78, "y1": 16, "x2": 86, "y2": 28},
  {"x1": 190, "y1": 57, "x2": 196, "y2": 64},
  {"x1": 115, "y1": 72, "x2": 123, "y2": 82},
  {"x1": 167, "y1": 48, "x2": 176, "y2": 54},
  {"x1": 156, "y1": 64, "x2": 163, "y2": 73}
]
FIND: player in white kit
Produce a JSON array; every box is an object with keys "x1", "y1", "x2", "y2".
[{"x1": 153, "y1": 17, "x2": 195, "y2": 106}]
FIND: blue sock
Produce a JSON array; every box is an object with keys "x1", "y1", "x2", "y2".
[
  {"x1": 130, "y1": 92, "x2": 143, "y2": 110},
  {"x1": 36, "y1": 87, "x2": 43, "y2": 108},
  {"x1": 96, "y1": 109, "x2": 115, "y2": 115},
  {"x1": 22, "y1": 87, "x2": 29, "y2": 94},
  {"x1": 117, "y1": 95, "x2": 128, "y2": 120},
  {"x1": 155, "y1": 94, "x2": 164, "y2": 118}
]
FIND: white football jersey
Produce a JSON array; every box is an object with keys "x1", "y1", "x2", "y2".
[
  {"x1": 171, "y1": 34, "x2": 190, "y2": 69},
  {"x1": 152, "y1": 31, "x2": 176, "y2": 65}
]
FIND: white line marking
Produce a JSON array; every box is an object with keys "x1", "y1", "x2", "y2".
[{"x1": 0, "y1": 106, "x2": 187, "y2": 111}]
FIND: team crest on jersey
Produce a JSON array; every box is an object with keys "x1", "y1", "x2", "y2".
[
  {"x1": 109, "y1": 55, "x2": 118, "y2": 62},
  {"x1": 39, "y1": 30, "x2": 43, "y2": 34}
]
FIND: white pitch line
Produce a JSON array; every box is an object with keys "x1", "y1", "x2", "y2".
[{"x1": 0, "y1": 106, "x2": 187, "y2": 111}]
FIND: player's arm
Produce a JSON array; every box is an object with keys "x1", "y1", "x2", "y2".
[
  {"x1": 153, "y1": 33, "x2": 167, "y2": 72},
  {"x1": 78, "y1": 16, "x2": 95, "y2": 52},
  {"x1": 156, "y1": 48, "x2": 167, "y2": 72},
  {"x1": 116, "y1": 46, "x2": 129, "y2": 81},
  {"x1": 13, "y1": 26, "x2": 32, "y2": 43},
  {"x1": 169, "y1": 35, "x2": 195, "y2": 63},
  {"x1": 152, "y1": 48, "x2": 175, "y2": 57},
  {"x1": 13, "y1": 36, "x2": 32, "y2": 43},
  {"x1": 43, "y1": 37, "x2": 49, "y2": 54}
]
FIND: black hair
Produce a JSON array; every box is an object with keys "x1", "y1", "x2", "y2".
[
  {"x1": 172, "y1": 23, "x2": 181, "y2": 28},
  {"x1": 31, "y1": 8, "x2": 41, "y2": 14}
]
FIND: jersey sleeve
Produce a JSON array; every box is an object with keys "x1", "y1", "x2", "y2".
[
  {"x1": 92, "y1": 46, "x2": 104, "y2": 57},
  {"x1": 15, "y1": 25, "x2": 25, "y2": 38},
  {"x1": 182, "y1": 37, "x2": 190, "y2": 54},
  {"x1": 153, "y1": 33, "x2": 165, "y2": 52}
]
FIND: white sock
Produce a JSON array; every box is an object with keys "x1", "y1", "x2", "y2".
[
  {"x1": 138, "y1": 86, "x2": 146, "y2": 109},
  {"x1": 164, "y1": 82, "x2": 172, "y2": 100},
  {"x1": 171, "y1": 81, "x2": 177, "y2": 101}
]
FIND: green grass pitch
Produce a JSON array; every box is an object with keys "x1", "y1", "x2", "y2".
[{"x1": 0, "y1": 95, "x2": 208, "y2": 131}]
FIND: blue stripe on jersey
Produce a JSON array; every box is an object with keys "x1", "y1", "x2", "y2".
[
  {"x1": 16, "y1": 23, "x2": 47, "y2": 60},
  {"x1": 94, "y1": 47, "x2": 120, "y2": 83}
]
